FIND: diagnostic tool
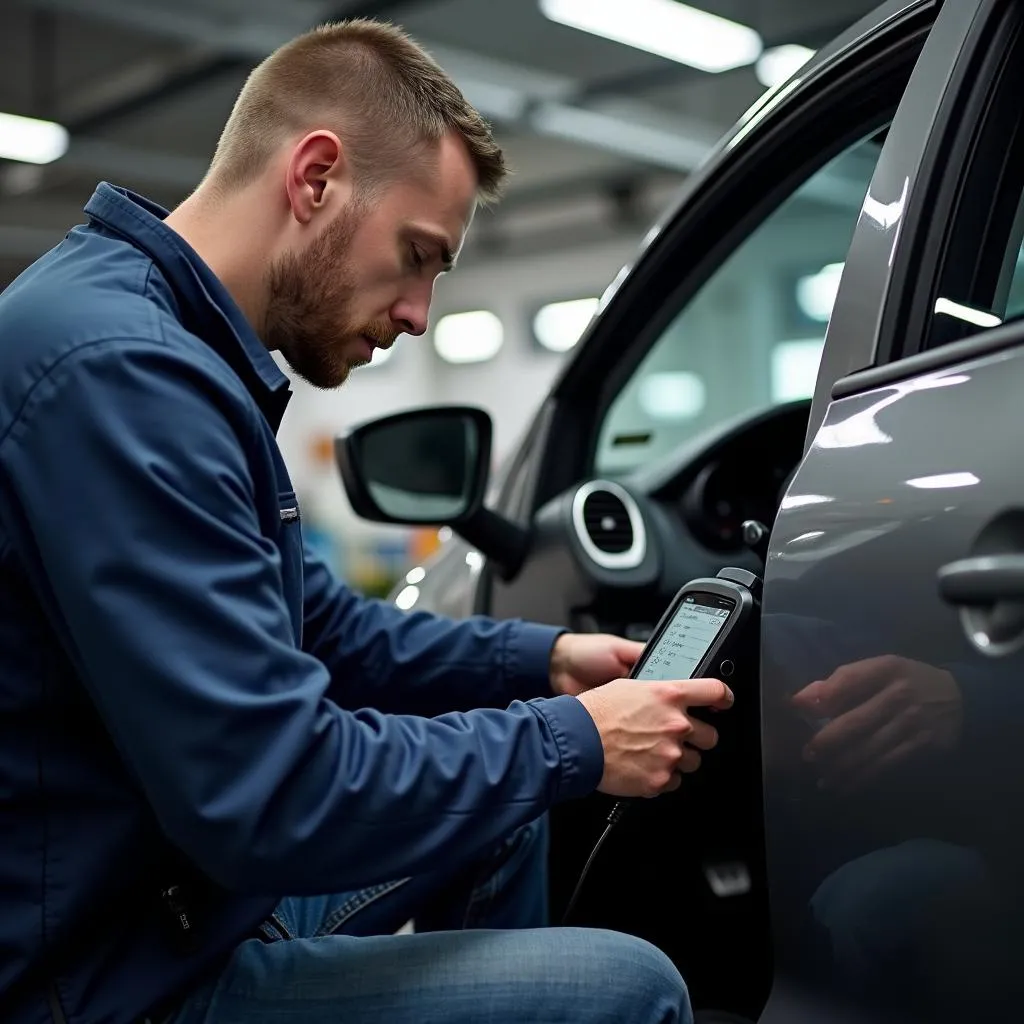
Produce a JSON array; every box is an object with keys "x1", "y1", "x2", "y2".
[
  {"x1": 562, "y1": 567, "x2": 761, "y2": 924},
  {"x1": 631, "y1": 568, "x2": 759, "y2": 685}
]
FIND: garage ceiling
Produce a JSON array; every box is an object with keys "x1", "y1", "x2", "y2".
[{"x1": 0, "y1": 0, "x2": 881, "y2": 284}]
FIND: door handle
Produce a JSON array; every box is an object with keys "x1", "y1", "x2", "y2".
[{"x1": 938, "y1": 554, "x2": 1024, "y2": 606}]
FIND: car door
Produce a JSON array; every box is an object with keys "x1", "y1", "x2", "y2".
[{"x1": 762, "y1": 1, "x2": 1024, "y2": 1021}]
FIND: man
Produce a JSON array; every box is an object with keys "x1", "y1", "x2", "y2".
[{"x1": 0, "y1": 19, "x2": 733, "y2": 1024}]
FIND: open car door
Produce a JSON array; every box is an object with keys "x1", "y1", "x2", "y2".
[{"x1": 762, "y1": 1, "x2": 1024, "y2": 1020}]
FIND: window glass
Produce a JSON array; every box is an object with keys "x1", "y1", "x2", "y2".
[
  {"x1": 919, "y1": 13, "x2": 1024, "y2": 350},
  {"x1": 594, "y1": 138, "x2": 882, "y2": 476},
  {"x1": 1003, "y1": 242, "x2": 1024, "y2": 321}
]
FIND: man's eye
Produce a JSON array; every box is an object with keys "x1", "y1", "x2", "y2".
[{"x1": 409, "y1": 246, "x2": 425, "y2": 269}]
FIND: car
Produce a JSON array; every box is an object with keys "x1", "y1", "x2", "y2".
[{"x1": 333, "y1": 0, "x2": 1024, "y2": 1020}]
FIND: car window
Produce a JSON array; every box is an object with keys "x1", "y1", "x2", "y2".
[
  {"x1": 904, "y1": 6, "x2": 1024, "y2": 354},
  {"x1": 1000, "y1": 232, "x2": 1024, "y2": 321},
  {"x1": 594, "y1": 138, "x2": 883, "y2": 477}
]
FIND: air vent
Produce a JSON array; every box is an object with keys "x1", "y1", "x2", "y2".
[
  {"x1": 571, "y1": 481, "x2": 646, "y2": 570},
  {"x1": 582, "y1": 490, "x2": 633, "y2": 553}
]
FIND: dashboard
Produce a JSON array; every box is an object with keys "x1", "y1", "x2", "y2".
[
  {"x1": 674, "y1": 405, "x2": 808, "y2": 553},
  {"x1": 400, "y1": 401, "x2": 811, "y2": 635}
]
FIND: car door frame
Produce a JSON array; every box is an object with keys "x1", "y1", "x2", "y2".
[{"x1": 808, "y1": 0, "x2": 1024, "y2": 441}]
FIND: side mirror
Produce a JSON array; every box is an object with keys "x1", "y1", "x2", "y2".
[{"x1": 335, "y1": 406, "x2": 529, "y2": 580}]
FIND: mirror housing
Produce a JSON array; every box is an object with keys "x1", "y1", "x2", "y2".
[{"x1": 335, "y1": 405, "x2": 529, "y2": 580}]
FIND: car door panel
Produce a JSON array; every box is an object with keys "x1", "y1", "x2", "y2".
[
  {"x1": 762, "y1": 340, "x2": 1024, "y2": 1023},
  {"x1": 770, "y1": 350, "x2": 1024, "y2": 1024},
  {"x1": 760, "y1": 0, "x2": 1024, "y2": 1017}
]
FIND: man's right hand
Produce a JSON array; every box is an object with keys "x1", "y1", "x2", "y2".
[{"x1": 577, "y1": 678, "x2": 734, "y2": 798}]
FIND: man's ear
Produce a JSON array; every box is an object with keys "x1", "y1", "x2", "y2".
[{"x1": 285, "y1": 130, "x2": 353, "y2": 225}]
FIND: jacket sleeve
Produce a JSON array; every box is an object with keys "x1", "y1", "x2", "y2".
[
  {"x1": 302, "y1": 545, "x2": 564, "y2": 716},
  {"x1": 0, "y1": 338, "x2": 604, "y2": 893}
]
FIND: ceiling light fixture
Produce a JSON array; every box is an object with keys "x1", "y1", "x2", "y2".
[
  {"x1": 433, "y1": 310, "x2": 504, "y2": 364},
  {"x1": 0, "y1": 112, "x2": 69, "y2": 165},
  {"x1": 534, "y1": 297, "x2": 600, "y2": 352},
  {"x1": 531, "y1": 103, "x2": 712, "y2": 172},
  {"x1": 755, "y1": 44, "x2": 815, "y2": 89},
  {"x1": 638, "y1": 371, "x2": 707, "y2": 420},
  {"x1": 539, "y1": 0, "x2": 763, "y2": 74},
  {"x1": 796, "y1": 263, "x2": 845, "y2": 322}
]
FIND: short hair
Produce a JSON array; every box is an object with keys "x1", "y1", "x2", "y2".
[{"x1": 207, "y1": 19, "x2": 506, "y2": 204}]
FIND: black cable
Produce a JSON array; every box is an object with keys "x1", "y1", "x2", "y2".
[{"x1": 561, "y1": 800, "x2": 629, "y2": 925}]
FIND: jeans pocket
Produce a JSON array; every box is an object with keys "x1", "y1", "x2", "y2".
[{"x1": 317, "y1": 878, "x2": 412, "y2": 936}]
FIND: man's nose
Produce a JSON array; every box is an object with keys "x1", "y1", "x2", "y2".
[{"x1": 391, "y1": 293, "x2": 431, "y2": 337}]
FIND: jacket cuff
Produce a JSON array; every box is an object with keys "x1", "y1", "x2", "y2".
[
  {"x1": 503, "y1": 620, "x2": 566, "y2": 703},
  {"x1": 528, "y1": 694, "x2": 604, "y2": 801}
]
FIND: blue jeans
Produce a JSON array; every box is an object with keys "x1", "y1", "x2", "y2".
[{"x1": 166, "y1": 816, "x2": 691, "y2": 1023}]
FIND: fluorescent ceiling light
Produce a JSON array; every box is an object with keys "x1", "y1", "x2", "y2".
[
  {"x1": 756, "y1": 44, "x2": 815, "y2": 88},
  {"x1": 638, "y1": 371, "x2": 706, "y2": 421},
  {"x1": 539, "y1": 0, "x2": 762, "y2": 74},
  {"x1": 433, "y1": 310, "x2": 504, "y2": 364},
  {"x1": 532, "y1": 102, "x2": 711, "y2": 172},
  {"x1": 796, "y1": 263, "x2": 845, "y2": 322},
  {"x1": 0, "y1": 112, "x2": 69, "y2": 165},
  {"x1": 772, "y1": 339, "x2": 825, "y2": 402},
  {"x1": 534, "y1": 297, "x2": 600, "y2": 352}
]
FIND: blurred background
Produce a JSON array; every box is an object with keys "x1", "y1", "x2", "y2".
[{"x1": 0, "y1": 0, "x2": 881, "y2": 595}]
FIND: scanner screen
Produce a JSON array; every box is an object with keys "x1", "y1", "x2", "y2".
[{"x1": 634, "y1": 594, "x2": 734, "y2": 680}]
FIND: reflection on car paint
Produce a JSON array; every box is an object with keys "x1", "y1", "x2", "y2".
[
  {"x1": 862, "y1": 177, "x2": 908, "y2": 230},
  {"x1": 814, "y1": 373, "x2": 969, "y2": 451},
  {"x1": 934, "y1": 297, "x2": 1003, "y2": 329}
]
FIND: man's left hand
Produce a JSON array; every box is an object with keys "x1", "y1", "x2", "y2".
[{"x1": 550, "y1": 633, "x2": 646, "y2": 698}]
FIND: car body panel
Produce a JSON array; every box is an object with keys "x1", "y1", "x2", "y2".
[{"x1": 761, "y1": 344, "x2": 1024, "y2": 1022}]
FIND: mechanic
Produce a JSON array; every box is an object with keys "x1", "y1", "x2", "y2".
[{"x1": 0, "y1": 19, "x2": 734, "y2": 1024}]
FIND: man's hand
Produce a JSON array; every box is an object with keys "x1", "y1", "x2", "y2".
[
  {"x1": 577, "y1": 677, "x2": 734, "y2": 798},
  {"x1": 791, "y1": 655, "x2": 963, "y2": 792},
  {"x1": 549, "y1": 633, "x2": 645, "y2": 697}
]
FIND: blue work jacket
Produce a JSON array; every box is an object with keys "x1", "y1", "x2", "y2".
[{"x1": 0, "y1": 183, "x2": 604, "y2": 1024}]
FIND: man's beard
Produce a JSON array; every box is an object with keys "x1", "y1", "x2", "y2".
[{"x1": 262, "y1": 206, "x2": 396, "y2": 390}]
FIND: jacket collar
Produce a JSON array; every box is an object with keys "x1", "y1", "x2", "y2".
[{"x1": 83, "y1": 182, "x2": 291, "y2": 427}]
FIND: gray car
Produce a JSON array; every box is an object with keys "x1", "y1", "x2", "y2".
[{"x1": 334, "y1": 0, "x2": 1024, "y2": 1020}]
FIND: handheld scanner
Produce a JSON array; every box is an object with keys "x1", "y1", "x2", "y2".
[{"x1": 630, "y1": 568, "x2": 760, "y2": 684}]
